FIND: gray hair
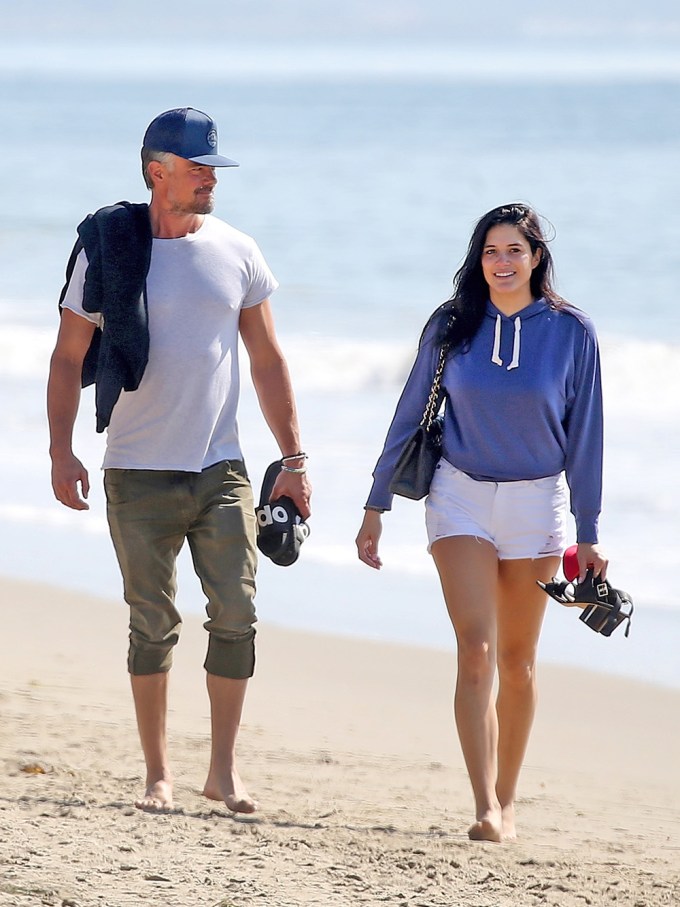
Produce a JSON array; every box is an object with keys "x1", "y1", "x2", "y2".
[{"x1": 141, "y1": 149, "x2": 175, "y2": 190}]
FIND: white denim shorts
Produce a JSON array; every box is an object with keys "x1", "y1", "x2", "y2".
[{"x1": 425, "y1": 459, "x2": 568, "y2": 560}]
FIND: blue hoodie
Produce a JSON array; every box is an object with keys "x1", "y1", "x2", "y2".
[{"x1": 366, "y1": 298, "x2": 603, "y2": 543}]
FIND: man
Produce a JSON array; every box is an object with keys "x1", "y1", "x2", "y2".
[{"x1": 47, "y1": 107, "x2": 311, "y2": 814}]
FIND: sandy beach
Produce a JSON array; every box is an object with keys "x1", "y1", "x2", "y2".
[{"x1": 2, "y1": 575, "x2": 679, "y2": 907}]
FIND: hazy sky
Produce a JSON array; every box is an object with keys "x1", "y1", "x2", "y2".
[{"x1": 3, "y1": 0, "x2": 680, "y2": 43}]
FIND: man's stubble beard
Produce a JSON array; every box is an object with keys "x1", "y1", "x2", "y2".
[
  {"x1": 170, "y1": 194, "x2": 215, "y2": 216},
  {"x1": 193, "y1": 194, "x2": 215, "y2": 215}
]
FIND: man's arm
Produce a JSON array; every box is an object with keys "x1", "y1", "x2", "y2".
[
  {"x1": 239, "y1": 300, "x2": 311, "y2": 519},
  {"x1": 47, "y1": 309, "x2": 96, "y2": 510}
]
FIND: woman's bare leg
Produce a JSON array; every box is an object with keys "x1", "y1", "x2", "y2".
[
  {"x1": 495, "y1": 555, "x2": 558, "y2": 839},
  {"x1": 432, "y1": 535, "x2": 502, "y2": 842}
]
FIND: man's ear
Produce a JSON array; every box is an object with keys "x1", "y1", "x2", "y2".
[{"x1": 147, "y1": 160, "x2": 166, "y2": 187}]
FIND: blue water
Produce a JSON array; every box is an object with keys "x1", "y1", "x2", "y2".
[{"x1": 1, "y1": 41, "x2": 679, "y2": 689}]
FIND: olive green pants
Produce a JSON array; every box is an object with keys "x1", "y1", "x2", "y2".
[{"x1": 104, "y1": 460, "x2": 257, "y2": 679}]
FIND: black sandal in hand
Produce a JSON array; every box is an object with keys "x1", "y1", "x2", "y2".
[{"x1": 538, "y1": 567, "x2": 634, "y2": 638}]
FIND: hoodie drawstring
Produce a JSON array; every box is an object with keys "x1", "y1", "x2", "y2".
[
  {"x1": 491, "y1": 314, "x2": 503, "y2": 366},
  {"x1": 507, "y1": 316, "x2": 521, "y2": 370},
  {"x1": 491, "y1": 314, "x2": 521, "y2": 371}
]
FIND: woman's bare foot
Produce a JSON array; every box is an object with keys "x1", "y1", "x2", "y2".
[
  {"x1": 203, "y1": 766, "x2": 258, "y2": 814},
  {"x1": 135, "y1": 779, "x2": 173, "y2": 812},
  {"x1": 468, "y1": 808, "x2": 503, "y2": 843},
  {"x1": 501, "y1": 804, "x2": 517, "y2": 841}
]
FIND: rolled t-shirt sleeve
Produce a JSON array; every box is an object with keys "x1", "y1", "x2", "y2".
[
  {"x1": 242, "y1": 241, "x2": 279, "y2": 309},
  {"x1": 60, "y1": 248, "x2": 103, "y2": 328}
]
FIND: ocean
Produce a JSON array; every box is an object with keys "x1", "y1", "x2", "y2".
[{"x1": 1, "y1": 41, "x2": 679, "y2": 689}]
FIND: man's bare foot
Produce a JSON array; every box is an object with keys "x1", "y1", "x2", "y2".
[
  {"x1": 135, "y1": 779, "x2": 173, "y2": 812},
  {"x1": 501, "y1": 804, "x2": 517, "y2": 841},
  {"x1": 468, "y1": 809, "x2": 502, "y2": 843},
  {"x1": 203, "y1": 766, "x2": 258, "y2": 814}
]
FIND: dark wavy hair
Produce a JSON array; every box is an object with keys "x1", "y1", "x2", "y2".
[{"x1": 429, "y1": 203, "x2": 566, "y2": 349}]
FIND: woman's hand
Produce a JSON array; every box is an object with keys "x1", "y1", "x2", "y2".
[
  {"x1": 576, "y1": 542, "x2": 608, "y2": 582},
  {"x1": 356, "y1": 510, "x2": 384, "y2": 569}
]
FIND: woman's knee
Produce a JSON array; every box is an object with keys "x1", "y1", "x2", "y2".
[
  {"x1": 497, "y1": 648, "x2": 537, "y2": 689},
  {"x1": 457, "y1": 638, "x2": 496, "y2": 685}
]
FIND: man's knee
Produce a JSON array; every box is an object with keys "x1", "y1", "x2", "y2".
[
  {"x1": 128, "y1": 640, "x2": 176, "y2": 675},
  {"x1": 127, "y1": 609, "x2": 181, "y2": 675}
]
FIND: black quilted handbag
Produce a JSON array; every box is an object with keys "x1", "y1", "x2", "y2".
[{"x1": 389, "y1": 342, "x2": 448, "y2": 501}]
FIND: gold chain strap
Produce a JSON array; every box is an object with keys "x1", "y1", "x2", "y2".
[{"x1": 420, "y1": 343, "x2": 449, "y2": 430}]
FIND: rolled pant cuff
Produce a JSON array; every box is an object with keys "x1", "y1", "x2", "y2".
[
  {"x1": 128, "y1": 646, "x2": 174, "y2": 675},
  {"x1": 204, "y1": 630, "x2": 256, "y2": 679}
]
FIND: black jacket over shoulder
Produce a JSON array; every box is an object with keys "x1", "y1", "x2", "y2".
[{"x1": 58, "y1": 201, "x2": 153, "y2": 432}]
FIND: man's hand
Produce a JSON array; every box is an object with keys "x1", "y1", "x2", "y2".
[
  {"x1": 270, "y1": 470, "x2": 312, "y2": 521},
  {"x1": 47, "y1": 308, "x2": 96, "y2": 512},
  {"x1": 51, "y1": 452, "x2": 90, "y2": 511}
]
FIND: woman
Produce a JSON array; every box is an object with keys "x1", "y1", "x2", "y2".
[{"x1": 356, "y1": 203, "x2": 607, "y2": 843}]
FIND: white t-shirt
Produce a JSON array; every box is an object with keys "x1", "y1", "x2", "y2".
[{"x1": 61, "y1": 214, "x2": 278, "y2": 471}]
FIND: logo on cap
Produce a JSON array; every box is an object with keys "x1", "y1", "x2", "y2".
[{"x1": 206, "y1": 129, "x2": 218, "y2": 148}]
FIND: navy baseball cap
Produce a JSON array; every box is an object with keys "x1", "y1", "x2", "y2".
[{"x1": 142, "y1": 107, "x2": 239, "y2": 167}]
